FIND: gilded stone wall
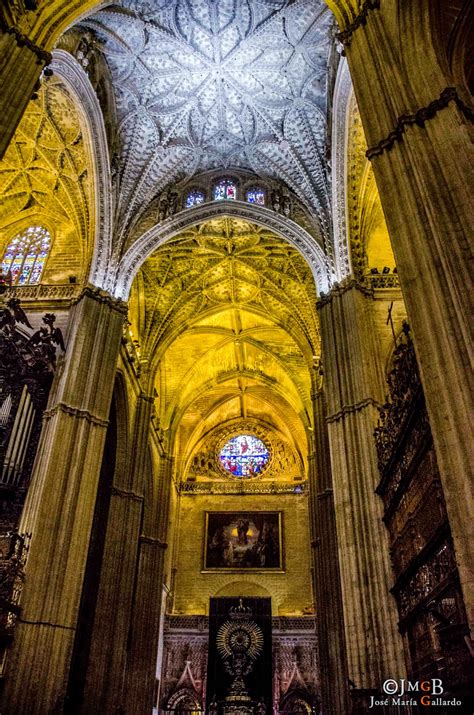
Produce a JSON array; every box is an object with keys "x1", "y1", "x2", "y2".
[{"x1": 172, "y1": 493, "x2": 313, "y2": 616}]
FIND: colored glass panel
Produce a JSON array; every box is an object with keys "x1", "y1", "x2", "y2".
[
  {"x1": 186, "y1": 190, "x2": 205, "y2": 208},
  {"x1": 214, "y1": 180, "x2": 237, "y2": 201},
  {"x1": 219, "y1": 434, "x2": 270, "y2": 478},
  {"x1": 246, "y1": 188, "x2": 265, "y2": 205},
  {"x1": 1, "y1": 226, "x2": 51, "y2": 285}
]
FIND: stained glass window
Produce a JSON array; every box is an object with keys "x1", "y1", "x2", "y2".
[
  {"x1": 1, "y1": 226, "x2": 51, "y2": 285},
  {"x1": 246, "y1": 188, "x2": 265, "y2": 205},
  {"x1": 219, "y1": 434, "x2": 270, "y2": 478},
  {"x1": 213, "y1": 179, "x2": 237, "y2": 201},
  {"x1": 186, "y1": 190, "x2": 205, "y2": 208}
]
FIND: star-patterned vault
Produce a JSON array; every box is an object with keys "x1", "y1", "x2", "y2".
[{"x1": 80, "y1": 0, "x2": 333, "y2": 240}]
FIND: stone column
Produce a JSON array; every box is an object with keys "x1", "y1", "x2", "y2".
[
  {"x1": 80, "y1": 391, "x2": 155, "y2": 714},
  {"x1": 317, "y1": 280, "x2": 405, "y2": 699},
  {"x1": 308, "y1": 384, "x2": 350, "y2": 715},
  {"x1": 339, "y1": 2, "x2": 474, "y2": 634},
  {"x1": 0, "y1": 28, "x2": 50, "y2": 158},
  {"x1": 0, "y1": 286, "x2": 126, "y2": 715},
  {"x1": 123, "y1": 452, "x2": 174, "y2": 715}
]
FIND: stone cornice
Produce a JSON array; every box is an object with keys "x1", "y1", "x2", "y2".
[
  {"x1": 0, "y1": 19, "x2": 52, "y2": 65},
  {"x1": 111, "y1": 486, "x2": 144, "y2": 503},
  {"x1": 43, "y1": 402, "x2": 109, "y2": 428},
  {"x1": 336, "y1": 0, "x2": 380, "y2": 47},
  {"x1": 366, "y1": 87, "x2": 474, "y2": 160},
  {"x1": 71, "y1": 285, "x2": 128, "y2": 315},
  {"x1": 326, "y1": 397, "x2": 381, "y2": 424},
  {"x1": 317, "y1": 277, "x2": 373, "y2": 308},
  {"x1": 139, "y1": 535, "x2": 167, "y2": 549}
]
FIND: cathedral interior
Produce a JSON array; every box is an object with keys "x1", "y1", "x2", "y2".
[{"x1": 0, "y1": 1, "x2": 472, "y2": 714}]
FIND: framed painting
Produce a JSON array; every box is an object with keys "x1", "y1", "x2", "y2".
[{"x1": 203, "y1": 511, "x2": 283, "y2": 571}]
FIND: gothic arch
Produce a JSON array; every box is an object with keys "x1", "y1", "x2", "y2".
[
  {"x1": 113, "y1": 201, "x2": 329, "y2": 300},
  {"x1": 331, "y1": 57, "x2": 353, "y2": 282},
  {"x1": 51, "y1": 50, "x2": 113, "y2": 288}
]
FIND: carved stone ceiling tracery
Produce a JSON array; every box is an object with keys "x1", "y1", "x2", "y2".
[
  {"x1": 82, "y1": 0, "x2": 333, "y2": 240},
  {"x1": 130, "y1": 217, "x2": 318, "y2": 462},
  {"x1": 0, "y1": 76, "x2": 92, "y2": 276}
]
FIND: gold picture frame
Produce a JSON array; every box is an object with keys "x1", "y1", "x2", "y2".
[{"x1": 202, "y1": 511, "x2": 284, "y2": 572}]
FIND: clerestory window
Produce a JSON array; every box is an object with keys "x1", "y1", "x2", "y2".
[{"x1": 1, "y1": 226, "x2": 51, "y2": 285}]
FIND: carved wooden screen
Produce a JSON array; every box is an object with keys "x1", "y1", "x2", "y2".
[{"x1": 375, "y1": 325, "x2": 472, "y2": 706}]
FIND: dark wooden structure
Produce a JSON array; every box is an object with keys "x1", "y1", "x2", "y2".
[{"x1": 375, "y1": 324, "x2": 472, "y2": 708}]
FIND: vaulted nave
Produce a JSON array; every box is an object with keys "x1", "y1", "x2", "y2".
[{"x1": 0, "y1": 1, "x2": 472, "y2": 714}]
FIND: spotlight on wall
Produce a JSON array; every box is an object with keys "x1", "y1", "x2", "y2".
[{"x1": 382, "y1": 266, "x2": 390, "y2": 274}]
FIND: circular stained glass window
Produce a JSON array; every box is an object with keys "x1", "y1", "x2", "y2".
[{"x1": 219, "y1": 434, "x2": 270, "y2": 478}]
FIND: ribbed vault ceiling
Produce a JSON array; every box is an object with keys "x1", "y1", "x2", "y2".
[
  {"x1": 130, "y1": 217, "x2": 319, "y2": 466},
  {"x1": 82, "y1": 0, "x2": 333, "y2": 238}
]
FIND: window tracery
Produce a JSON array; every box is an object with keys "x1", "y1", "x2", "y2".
[
  {"x1": 246, "y1": 188, "x2": 265, "y2": 206},
  {"x1": 213, "y1": 180, "x2": 237, "y2": 201},
  {"x1": 185, "y1": 190, "x2": 205, "y2": 208},
  {"x1": 219, "y1": 434, "x2": 270, "y2": 478},
  {"x1": 1, "y1": 226, "x2": 51, "y2": 285}
]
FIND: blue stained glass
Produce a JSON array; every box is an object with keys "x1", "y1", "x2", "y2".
[
  {"x1": 214, "y1": 179, "x2": 237, "y2": 201},
  {"x1": 246, "y1": 188, "x2": 265, "y2": 205},
  {"x1": 219, "y1": 434, "x2": 270, "y2": 478},
  {"x1": 1, "y1": 226, "x2": 51, "y2": 285},
  {"x1": 186, "y1": 190, "x2": 205, "y2": 208}
]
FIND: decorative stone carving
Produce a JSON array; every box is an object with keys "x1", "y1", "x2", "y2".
[{"x1": 80, "y1": 0, "x2": 333, "y2": 240}]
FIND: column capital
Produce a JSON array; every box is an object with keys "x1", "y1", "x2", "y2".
[
  {"x1": 71, "y1": 284, "x2": 128, "y2": 316},
  {"x1": 335, "y1": 0, "x2": 380, "y2": 47},
  {"x1": 366, "y1": 87, "x2": 474, "y2": 161},
  {"x1": 317, "y1": 277, "x2": 373, "y2": 308},
  {"x1": 0, "y1": 19, "x2": 52, "y2": 65}
]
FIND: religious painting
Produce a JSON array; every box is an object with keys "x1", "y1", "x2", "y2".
[{"x1": 203, "y1": 511, "x2": 283, "y2": 571}]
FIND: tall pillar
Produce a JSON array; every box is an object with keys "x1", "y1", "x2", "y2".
[
  {"x1": 317, "y1": 280, "x2": 405, "y2": 701},
  {"x1": 339, "y1": 2, "x2": 474, "y2": 633},
  {"x1": 0, "y1": 286, "x2": 126, "y2": 715},
  {"x1": 80, "y1": 391, "x2": 155, "y2": 714},
  {"x1": 123, "y1": 452, "x2": 174, "y2": 715},
  {"x1": 308, "y1": 384, "x2": 350, "y2": 715},
  {"x1": 0, "y1": 27, "x2": 50, "y2": 158}
]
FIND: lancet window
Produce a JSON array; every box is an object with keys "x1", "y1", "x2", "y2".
[
  {"x1": 246, "y1": 188, "x2": 265, "y2": 205},
  {"x1": 213, "y1": 179, "x2": 237, "y2": 201},
  {"x1": 1, "y1": 226, "x2": 51, "y2": 285},
  {"x1": 185, "y1": 189, "x2": 205, "y2": 208}
]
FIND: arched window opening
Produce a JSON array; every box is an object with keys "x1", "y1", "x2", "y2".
[
  {"x1": 219, "y1": 434, "x2": 270, "y2": 478},
  {"x1": 246, "y1": 187, "x2": 265, "y2": 206},
  {"x1": 1, "y1": 226, "x2": 51, "y2": 285},
  {"x1": 213, "y1": 179, "x2": 237, "y2": 201},
  {"x1": 185, "y1": 190, "x2": 205, "y2": 208}
]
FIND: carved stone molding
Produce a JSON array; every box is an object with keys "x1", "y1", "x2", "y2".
[
  {"x1": 335, "y1": 0, "x2": 380, "y2": 47},
  {"x1": 331, "y1": 58, "x2": 353, "y2": 283},
  {"x1": 180, "y1": 480, "x2": 307, "y2": 496},
  {"x1": 0, "y1": 19, "x2": 51, "y2": 65},
  {"x1": 366, "y1": 87, "x2": 474, "y2": 160},
  {"x1": 326, "y1": 397, "x2": 381, "y2": 424},
  {"x1": 317, "y1": 277, "x2": 373, "y2": 307},
  {"x1": 4, "y1": 284, "x2": 79, "y2": 302},
  {"x1": 51, "y1": 50, "x2": 113, "y2": 289},
  {"x1": 114, "y1": 201, "x2": 329, "y2": 299},
  {"x1": 43, "y1": 401, "x2": 109, "y2": 428},
  {"x1": 111, "y1": 486, "x2": 144, "y2": 503},
  {"x1": 71, "y1": 284, "x2": 128, "y2": 315},
  {"x1": 139, "y1": 535, "x2": 167, "y2": 549}
]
